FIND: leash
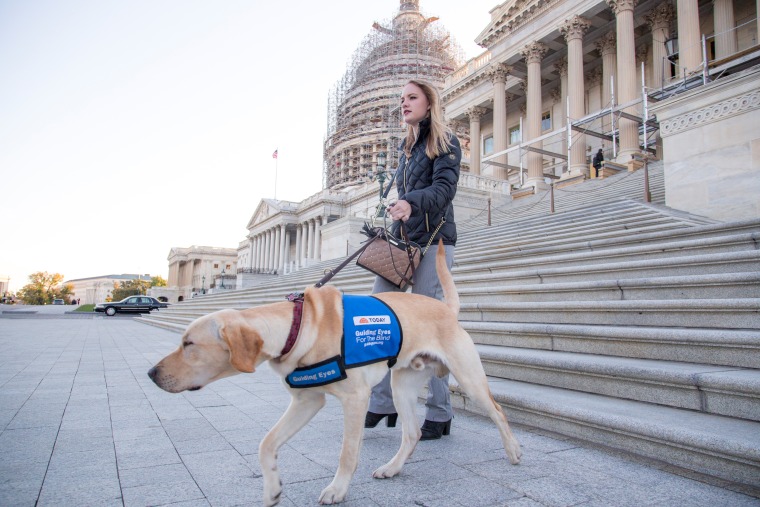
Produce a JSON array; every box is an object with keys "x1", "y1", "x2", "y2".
[{"x1": 280, "y1": 163, "x2": 406, "y2": 353}]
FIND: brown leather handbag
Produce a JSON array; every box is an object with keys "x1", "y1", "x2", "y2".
[{"x1": 356, "y1": 225, "x2": 421, "y2": 290}]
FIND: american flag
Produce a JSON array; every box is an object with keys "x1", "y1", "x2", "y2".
[{"x1": 272, "y1": 149, "x2": 278, "y2": 159}]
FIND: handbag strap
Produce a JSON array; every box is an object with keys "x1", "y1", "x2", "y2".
[
  {"x1": 313, "y1": 228, "x2": 383, "y2": 288},
  {"x1": 388, "y1": 222, "x2": 415, "y2": 285}
]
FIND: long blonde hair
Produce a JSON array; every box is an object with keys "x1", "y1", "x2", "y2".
[{"x1": 403, "y1": 80, "x2": 453, "y2": 160}]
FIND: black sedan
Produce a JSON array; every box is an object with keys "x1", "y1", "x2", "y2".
[{"x1": 95, "y1": 296, "x2": 169, "y2": 316}]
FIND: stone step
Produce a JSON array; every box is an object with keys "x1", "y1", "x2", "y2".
[
  {"x1": 457, "y1": 272, "x2": 760, "y2": 302},
  {"x1": 449, "y1": 378, "x2": 760, "y2": 489},
  {"x1": 458, "y1": 203, "x2": 695, "y2": 249},
  {"x1": 476, "y1": 345, "x2": 760, "y2": 421},
  {"x1": 457, "y1": 218, "x2": 760, "y2": 263},
  {"x1": 463, "y1": 322, "x2": 760, "y2": 368},
  {"x1": 455, "y1": 232, "x2": 760, "y2": 275},
  {"x1": 133, "y1": 316, "x2": 185, "y2": 334},
  {"x1": 208, "y1": 240, "x2": 759, "y2": 298},
  {"x1": 455, "y1": 250, "x2": 760, "y2": 286},
  {"x1": 459, "y1": 298, "x2": 760, "y2": 329},
  {"x1": 458, "y1": 221, "x2": 694, "y2": 260},
  {"x1": 458, "y1": 167, "x2": 669, "y2": 229}
]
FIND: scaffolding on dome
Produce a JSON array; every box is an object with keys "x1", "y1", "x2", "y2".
[{"x1": 323, "y1": 2, "x2": 465, "y2": 190}]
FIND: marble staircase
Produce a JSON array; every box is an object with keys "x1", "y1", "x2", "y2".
[{"x1": 137, "y1": 163, "x2": 760, "y2": 492}]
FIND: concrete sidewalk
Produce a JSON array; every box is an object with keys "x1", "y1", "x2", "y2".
[{"x1": 0, "y1": 317, "x2": 757, "y2": 507}]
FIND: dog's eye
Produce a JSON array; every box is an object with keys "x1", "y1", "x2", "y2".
[{"x1": 183, "y1": 341, "x2": 193, "y2": 347}]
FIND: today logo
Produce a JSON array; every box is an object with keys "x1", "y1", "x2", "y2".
[{"x1": 353, "y1": 315, "x2": 390, "y2": 325}]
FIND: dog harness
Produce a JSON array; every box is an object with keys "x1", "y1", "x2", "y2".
[{"x1": 285, "y1": 294, "x2": 403, "y2": 388}]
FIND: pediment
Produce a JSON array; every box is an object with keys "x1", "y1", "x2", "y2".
[
  {"x1": 475, "y1": 0, "x2": 543, "y2": 48},
  {"x1": 247, "y1": 199, "x2": 279, "y2": 229}
]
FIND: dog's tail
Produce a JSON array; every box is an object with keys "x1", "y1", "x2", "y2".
[{"x1": 435, "y1": 238, "x2": 459, "y2": 316}]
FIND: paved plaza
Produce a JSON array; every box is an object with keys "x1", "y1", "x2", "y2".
[{"x1": 1, "y1": 310, "x2": 758, "y2": 506}]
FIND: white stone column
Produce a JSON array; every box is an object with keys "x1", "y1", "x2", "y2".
[
  {"x1": 586, "y1": 67, "x2": 603, "y2": 125},
  {"x1": 561, "y1": 16, "x2": 591, "y2": 177},
  {"x1": 676, "y1": 0, "x2": 702, "y2": 75},
  {"x1": 489, "y1": 63, "x2": 510, "y2": 179},
  {"x1": 647, "y1": 3, "x2": 675, "y2": 89},
  {"x1": 283, "y1": 227, "x2": 291, "y2": 273},
  {"x1": 521, "y1": 41, "x2": 549, "y2": 189},
  {"x1": 295, "y1": 224, "x2": 303, "y2": 269},
  {"x1": 271, "y1": 226, "x2": 279, "y2": 273},
  {"x1": 607, "y1": 0, "x2": 640, "y2": 162},
  {"x1": 314, "y1": 217, "x2": 323, "y2": 262},
  {"x1": 268, "y1": 229, "x2": 276, "y2": 272},
  {"x1": 258, "y1": 235, "x2": 264, "y2": 271},
  {"x1": 263, "y1": 230, "x2": 271, "y2": 272},
  {"x1": 307, "y1": 220, "x2": 315, "y2": 262},
  {"x1": 246, "y1": 236, "x2": 256, "y2": 270},
  {"x1": 714, "y1": 0, "x2": 737, "y2": 59},
  {"x1": 466, "y1": 107, "x2": 487, "y2": 175},
  {"x1": 554, "y1": 57, "x2": 568, "y2": 169},
  {"x1": 301, "y1": 222, "x2": 310, "y2": 265},
  {"x1": 278, "y1": 224, "x2": 286, "y2": 272},
  {"x1": 596, "y1": 32, "x2": 617, "y2": 130}
]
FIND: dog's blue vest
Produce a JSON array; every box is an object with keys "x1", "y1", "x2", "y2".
[{"x1": 286, "y1": 295, "x2": 402, "y2": 388}]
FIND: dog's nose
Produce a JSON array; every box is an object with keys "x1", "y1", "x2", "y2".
[{"x1": 148, "y1": 366, "x2": 158, "y2": 382}]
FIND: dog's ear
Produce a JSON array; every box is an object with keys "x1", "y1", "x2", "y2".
[{"x1": 219, "y1": 318, "x2": 262, "y2": 373}]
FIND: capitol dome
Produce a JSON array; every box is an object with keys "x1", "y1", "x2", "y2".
[{"x1": 323, "y1": 0, "x2": 464, "y2": 190}]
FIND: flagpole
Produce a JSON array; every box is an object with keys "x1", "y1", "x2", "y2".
[{"x1": 273, "y1": 148, "x2": 278, "y2": 199}]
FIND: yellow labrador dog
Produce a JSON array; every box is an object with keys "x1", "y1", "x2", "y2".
[{"x1": 148, "y1": 242, "x2": 521, "y2": 505}]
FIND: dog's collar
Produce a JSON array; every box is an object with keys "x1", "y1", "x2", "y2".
[{"x1": 281, "y1": 292, "x2": 305, "y2": 356}]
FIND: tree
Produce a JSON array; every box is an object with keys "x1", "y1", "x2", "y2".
[
  {"x1": 111, "y1": 279, "x2": 151, "y2": 301},
  {"x1": 151, "y1": 276, "x2": 167, "y2": 287},
  {"x1": 17, "y1": 272, "x2": 73, "y2": 305},
  {"x1": 105, "y1": 275, "x2": 167, "y2": 302}
]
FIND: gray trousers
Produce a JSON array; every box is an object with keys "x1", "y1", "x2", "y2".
[{"x1": 367, "y1": 243, "x2": 455, "y2": 422}]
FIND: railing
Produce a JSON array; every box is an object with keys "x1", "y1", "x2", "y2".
[
  {"x1": 458, "y1": 172, "x2": 512, "y2": 193},
  {"x1": 657, "y1": 19, "x2": 760, "y2": 95},
  {"x1": 236, "y1": 268, "x2": 278, "y2": 275},
  {"x1": 444, "y1": 50, "x2": 492, "y2": 90}
]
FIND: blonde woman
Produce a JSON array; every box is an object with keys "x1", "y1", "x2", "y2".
[{"x1": 365, "y1": 80, "x2": 461, "y2": 440}]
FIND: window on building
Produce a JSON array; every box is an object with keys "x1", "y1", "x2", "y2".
[
  {"x1": 483, "y1": 135, "x2": 494, "y2": 155},
  {"x1": 541, "y1": 111, "x2": 552, "y2": 131},
  {"x1": 213, "y1": 263, "x2": 219, "y2": 269},
  {"x1": 509, "y1": 125, "x2": 521, "y2": 145},
  {"x1": 225, "y1": 264, "x2": 231, "y2": 270}
]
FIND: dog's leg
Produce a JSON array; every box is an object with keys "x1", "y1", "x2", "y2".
[
  {"x1": 318, "y1": 393, "x2": 369, "y2": 505},
  {"x1": 372, "y1": 367, "x2": 429, "y2": 479},
  {"x1": 260, "y1": 389, "x2": 326, "y2": 507},
  {"x1": 446, "y1": 334, "x2": 522, "y2": 464}
]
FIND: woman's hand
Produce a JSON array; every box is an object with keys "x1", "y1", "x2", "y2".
[{"x1": 386, "y1": 200, "x2": 412, "y2": 222}]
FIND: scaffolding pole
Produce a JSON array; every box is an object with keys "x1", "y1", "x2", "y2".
[{"x1": 481, "y1": 81, "x2": 660, "y2": 185}]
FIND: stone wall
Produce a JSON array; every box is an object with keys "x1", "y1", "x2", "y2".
[{"x1": 653, "y1": 66, "x2": 760, "y2": 221}]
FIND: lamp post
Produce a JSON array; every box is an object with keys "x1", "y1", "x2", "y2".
[
  {"x1": 220, "y1": 268, "x2": 225, "y2": 289},
  {"x1": 201, "y1": 275, "x2": 206, "y2": 294},
  {"x1": 367, "y1": 151, "x2": 388, "y2": 215}
]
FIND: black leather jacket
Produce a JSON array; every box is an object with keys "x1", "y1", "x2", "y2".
[{"x1": 391, "y1": 118, "x2": 461, "y2": 247}]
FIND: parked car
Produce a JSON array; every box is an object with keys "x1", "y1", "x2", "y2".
[
  {"x1": 52, "y1": 299, "x2": 65, "y2": 305},
  {"x1": 95, "y1": 296, "x2": 169, "y2": 316}
]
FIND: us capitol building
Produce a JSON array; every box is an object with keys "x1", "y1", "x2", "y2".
[{"x1": 164, "y1": 0, "x2": 760, "y2": 302}]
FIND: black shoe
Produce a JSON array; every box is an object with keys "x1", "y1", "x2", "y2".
[
  {"x1": 420, "y1": 419, "x2": 451, "y2": 440},
  {"x1": 364, "y1": 411, "x2": 398, "y2": 428}
]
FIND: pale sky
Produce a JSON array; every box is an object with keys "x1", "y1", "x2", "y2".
[{"x1": 0, "y1": 0, "x2": 498, "y2": 292}]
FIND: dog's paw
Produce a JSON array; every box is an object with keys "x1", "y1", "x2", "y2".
[
  {"x1": 372, "y1": 462, "x2": 401, "y2": 479},
  {"x1": 318, "y1": 484, "x2": 347, "y2": 505},
  {"x1": 507, "y1": 441, "x2": 522, "y2": 465},
  {"x1": 263, "y1": 478, "x2": 282, "y2": 507}
]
